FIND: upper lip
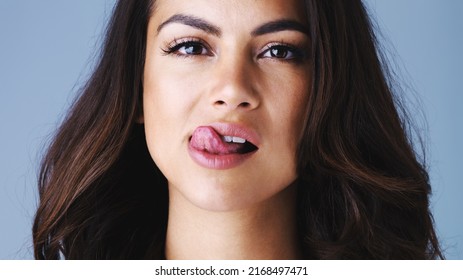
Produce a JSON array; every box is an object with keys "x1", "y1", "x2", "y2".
[{"x1": 197, "y1": 122, "x2": 261, "y2": 148}]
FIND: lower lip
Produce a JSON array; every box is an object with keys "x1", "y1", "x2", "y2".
[{"x1": 188, "y1": 143, "x2": 256, "y2": 170}]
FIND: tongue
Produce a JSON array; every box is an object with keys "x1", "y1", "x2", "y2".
[{"x1": 190, "y1": 126, "x2": 243, "y2": 155}]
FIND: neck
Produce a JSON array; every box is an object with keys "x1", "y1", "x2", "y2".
[{"x1": 164, "y1": 183, "x2": 301, "y2": 260}]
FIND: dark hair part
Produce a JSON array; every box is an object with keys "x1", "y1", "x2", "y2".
[{"x1": 33, "y1": 0, "x2": 442, "y2": 259}]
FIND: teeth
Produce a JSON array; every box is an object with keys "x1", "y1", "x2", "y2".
[
  {"x1": 223, "y1": 136, "x2": 246, "y2": 143},
  {"x1": 223, "y1": 136, "x2": 233, "y2": 143},
  {"x1": 232, "y1": 137, "x2": 246, "y2": 143}
]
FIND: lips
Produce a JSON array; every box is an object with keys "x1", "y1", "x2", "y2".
[{"x1": 188, "y1": 123, "x2": 260, "y2": 170}]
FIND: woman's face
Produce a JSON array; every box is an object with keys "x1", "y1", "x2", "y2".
[{"x1": 143, "y1": 0, "x2": 311, "y2": 211}]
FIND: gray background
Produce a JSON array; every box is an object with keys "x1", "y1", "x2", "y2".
[{"x1": 0, "y1": 0, "x2": 461, "y2": 259}]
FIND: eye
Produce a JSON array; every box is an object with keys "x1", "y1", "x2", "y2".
[
  {"x1": 162, "y1": 39, "x2": 211, "y2": 57},
  {"x1": 175, "y1": 42, "x2": 208, "y2": 55},
  {"x1": 259, "y1": 44, "x2": 304, "y2": 61}
]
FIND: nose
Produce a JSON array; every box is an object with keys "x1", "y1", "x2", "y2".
[{"x1": 209, "y1": 55, "x2": 260, "y2": 112}]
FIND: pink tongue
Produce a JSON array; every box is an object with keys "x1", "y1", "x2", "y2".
[{"x1": 190, "y1": 126, "x2": 243, "y2": 155}]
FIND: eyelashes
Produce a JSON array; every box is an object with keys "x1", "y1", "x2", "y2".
[
  {"x1": 161, "y1": 37, "x2": 307, "y2": 62},
  {"x1": 161, "y1": 37, "x2": 212, "y2": 57},
  {"x1": 258, "y1": 42, "x2": 306, "y2": 61}
]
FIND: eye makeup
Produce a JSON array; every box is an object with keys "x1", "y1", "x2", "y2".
[{"x1": 161, "y1": 37, "x2": 307, "y2": 64}]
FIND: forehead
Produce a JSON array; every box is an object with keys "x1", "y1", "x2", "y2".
[{"x1": 150, "y1": 0, "x2": 308, "y2": 31}]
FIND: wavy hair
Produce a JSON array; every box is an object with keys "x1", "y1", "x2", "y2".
[{"x1": 33, "y1": 0, "x2": 442, "y2": 259}]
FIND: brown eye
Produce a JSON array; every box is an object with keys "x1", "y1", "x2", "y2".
[
  {"x1": 269, "y1": 46, "x2": 289, "y2": 58},
  {"x1": 260, "y1": 44, "x2": 304, "y2": 61},
  {"x1": 164, "y1": 40, "x2": 210, "y2": 56}
]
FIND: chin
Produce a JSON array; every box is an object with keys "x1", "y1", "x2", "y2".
[
  {"x1": 181, "y1": 181, "x2": 258, "y2": 212},
  {"x1": 173, "y1": 174, "x2": 296, "y2": 212}
]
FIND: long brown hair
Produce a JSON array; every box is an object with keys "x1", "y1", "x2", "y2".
[{"x1": 33, "y1": 0, "x2": 442, "y2": 259}]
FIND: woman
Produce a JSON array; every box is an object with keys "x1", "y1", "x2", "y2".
[{"x1": 33, "y1": 0, "x2": 443, "y2": 259}]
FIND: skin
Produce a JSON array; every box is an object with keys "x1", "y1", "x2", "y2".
[{"x1": 143, "y1": 0, "x2": 311, "y2": 259}]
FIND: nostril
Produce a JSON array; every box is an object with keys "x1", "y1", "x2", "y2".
[
  {"x1": 213, "y1": 100, "x2": 252, "y2": 108},
  {"x1": 239, "y1": 102, "x2": 250, "y2": 108}
]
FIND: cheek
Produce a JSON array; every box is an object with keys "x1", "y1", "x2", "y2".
[
  {"x1": 269, "y1": 70, "x2": 310, "y2": 145},
  {"x1": 142, "y1": 65, "x2": 205, "y2": 179},
  {"x1": 288, "y1": 73, "x2": 311, "y2": 141},
  {"x1": 143, "y1": 63, "x2": 192, "y2": 132},
  {"x1": 142, "y1": 92, "x2": 169, "y2": 170},
  {"x1": 142, "y1": 73, "x2": 181, "y2": 167},
  {"x1": 258, "y1": 74, "x2": 310, "y2": 187}
]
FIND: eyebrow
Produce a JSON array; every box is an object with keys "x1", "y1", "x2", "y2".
[
  {"x1": 157, "y1": 14, "x2": 309, "y2": 37},
  {"x1": 157, "y1": 14, "x2": 221, "y2": 36},
  {"x1": 251, "y1": 20, "x2": 309, "y2": 36}
]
